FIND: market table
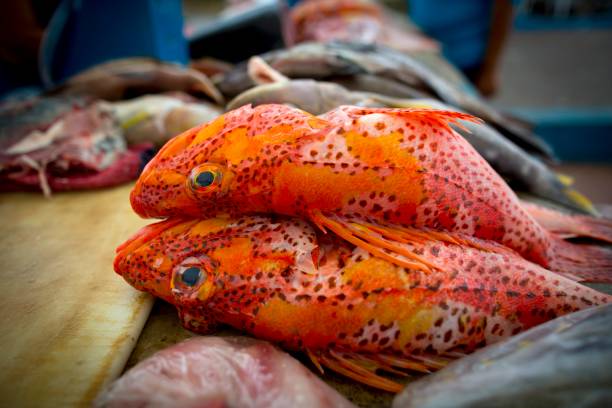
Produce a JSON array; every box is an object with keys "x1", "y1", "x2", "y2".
[{"x1": 0, "y1": 185, "x2": 153, "y2": 407}]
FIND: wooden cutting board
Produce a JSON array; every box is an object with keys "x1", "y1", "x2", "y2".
[{"x1": 0, "y1": 184, "x2": 153, "y2": 407}]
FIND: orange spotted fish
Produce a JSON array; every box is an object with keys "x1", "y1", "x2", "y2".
[
  {"x1": 114, "y1": 215, "x2": 610, "y2": 392},
  {"x1": 130, "y1": 104, "x2": 612, "y2": 281}
]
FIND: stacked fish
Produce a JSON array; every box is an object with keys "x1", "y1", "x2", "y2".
[
  {"x1": 113, "y1": 97, "x2": 612, "y2": 395},
  {"x1": 3, "y1": 0, "x2": 604, "y2": 404},
  {"x1": 101, "y1": 0, "x2": 612, "y2": 403}
]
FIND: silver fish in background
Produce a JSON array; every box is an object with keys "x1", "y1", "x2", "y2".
[
  {"x1": 94, "y1": 336, "x2": 356, "y2": 408},
  {"x1": 217, "y1": 41, "x2": 552, "y2": 159},
  {"x1": 228, "y1": 73, "x2": 594, "y2": 214},
  {"x1": 393, "y1": 304, "x2": 612, "y2": 408}
]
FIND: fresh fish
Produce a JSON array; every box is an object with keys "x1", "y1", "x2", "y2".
[
  {"x1": 216, "y1": 41, "x2": 551, "y2": 158},
  {"x1": 50, "y1": 58, "x2": 223, "y2": 104},
  {"x1": 0, "y1": 96, "x2": 150, "y2": 195},
  {"x1": 95, "y1": 336, "x2": 356, "y2": 408},
  {"x1": 228, "y1": 70, "x2": 593, "y2": 214},
  {"x1": 111, "y1": 94, "x2": 222, "y2": 147},
  {"x1": 287, "y1": 0, "x2": 438, "y2": 53},
  {"x1": 393, "y1": 304, "x2": 612, "y2": 408},
  {"x1": 130, "y1": 104, "x2": 612, "y2": 281},
  {"x1": 114, "y1": 215, "x2": 610, "y2": 391}
]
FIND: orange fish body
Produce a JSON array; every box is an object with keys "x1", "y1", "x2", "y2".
[
  {"x1": 114, "y1": 215, "x2": 609, "y2": 391},
  {"x1": 131, "y1": 105, "x2": 612, "y2": 280}
]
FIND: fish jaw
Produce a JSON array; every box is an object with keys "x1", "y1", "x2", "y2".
[
  {"x1": 130, "y1": 121, "x2": 212, "y2": 218},
  {"x1": 113, "y1": 218, "x2": 201, "y2": 303},
  {"x1": 130, "y1": 166, "x2": 199, "y2": 219}
]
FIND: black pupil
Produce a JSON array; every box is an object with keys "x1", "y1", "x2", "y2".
[
  {"x1": 196, "y1": 171, "x2": 215, "y2": 187},
  {"x1": 181, "y1": 267, "x2": 201, "y2": 286}
]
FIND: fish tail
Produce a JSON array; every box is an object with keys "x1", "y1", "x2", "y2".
[
  {"x1": 524, "y1": 202, "x2": 612, "y2": 243},
  {"x1": 548, "y1": 238, "x2": 612, "y2": 283}
]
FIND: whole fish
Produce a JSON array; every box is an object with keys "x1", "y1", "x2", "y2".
[
  {"x1": 50, "y1": 58, "x2": 223, "y2": 104},
  {"x1": 95, "y1": 336, "x2": 356, "y2": 408},
  {"x1": 393, "y1": 303, "x2": 612, "y2": 408},
  {"x1": 130, "y1": 104, "x2": 612, "y2": 281},
  {"x1": 216, "y1": 41, "x2": 551, "y2": 158},
  {"x1": 228, "y1": 76, "x2": 593, "y2": 214},
  {"x1": 0, "y1": 96, "x2": 151, "y2": 195},
  {"x1": 114, "y1": 215, "x2": 610, "y2": 392}
]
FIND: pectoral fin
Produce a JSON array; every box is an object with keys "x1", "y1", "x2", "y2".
[
  {"x1": 309, "y1": 211, "x2": 514, "y2": 273},
  {"x1": 309, "y1": 210, "x2": 440, "y2": 273},
  {"x1": 307, "y1": 349, "x2": 452, "y2": 393}
]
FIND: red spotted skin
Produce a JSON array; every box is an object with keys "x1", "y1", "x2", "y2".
[
  {"x1": 131, "y1": 104, "x2": 562, "y2": 269},
  {"x1": 114, "y1": 216, "x2": 609, "y2": 357}
]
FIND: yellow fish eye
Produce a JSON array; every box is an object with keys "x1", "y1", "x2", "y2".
[{"x1": 189, "y1": 164, "x2": 223, "y2": 193}]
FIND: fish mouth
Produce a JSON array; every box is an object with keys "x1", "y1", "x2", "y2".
[{"x1": 114, "y1": 217, "x2": 189, "y2": 274}]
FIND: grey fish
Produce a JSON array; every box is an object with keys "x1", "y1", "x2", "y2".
[
  {"x1": 393, "y1": 304, "x2": 612, "y2": 408},
  {"x1": 217, "y1": 41, "x2": 552, "y2": 158},
  {"x1": 228, "y1": 79, "x2": 593, "y2": 214}
]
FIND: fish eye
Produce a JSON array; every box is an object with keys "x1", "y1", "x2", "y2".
[
  {"x1": 189, "y1": 164, "x2": 223, "y2": 192},
  {"x1": 171, "y1": 256, "x2": 217, "y2": 297},
  {"x1": 195, "y1": 171, "x2": 215, "y2": 188},
  {"x1": 180, "y1": 266, "x2": 203, "y2": 286}
]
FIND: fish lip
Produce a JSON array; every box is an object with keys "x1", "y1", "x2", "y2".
[{"x1": 114, "y1": 217, "x2": 188, "y2": 274}]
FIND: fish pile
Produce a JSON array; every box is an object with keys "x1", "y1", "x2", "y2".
[
  {"x1": 2, "y1": 0, "x2": 606, "y2": 401},
  {"x1": 116, "y1": 102, "x2": 612, "y2": 391}
]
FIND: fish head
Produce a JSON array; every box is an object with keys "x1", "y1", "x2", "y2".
[
  {"x1": 130, "y1": 104, "x2": 329, "y2": 219},
  {"x1": 113, "y1": 218, "x2": 221, "y2": 306},
  {"x1": 114, "y1": 215, "x2": 320, "y2": 311}
]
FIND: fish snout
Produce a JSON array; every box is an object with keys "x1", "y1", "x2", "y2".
[
  {"x1": 114, "y1": 218, "x2": 188, "y2": 302},
  {"x1": 129, "y1": 171, "x2": 198, "y2": 219},
  {"x1": 130, "y1": 183, "x2": 154, "y2": 218}
]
